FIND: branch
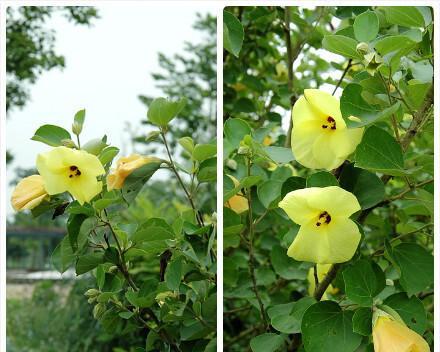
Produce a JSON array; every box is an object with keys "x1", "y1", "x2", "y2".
[
  {"x1": 246, "y1": 158, "x2": 268, "y2": 328},
  {"x1": 160, "y1": 130, "x2": 204, "y2": 227},
  {"x1": 283, "y1": 6, "x2": 295, "y2": 148},
  {"x1": 313, "y1": 264, "x2": 340, "y2": 301},
  {"x1": 332, "y1": 59, "x2": 352, "y2": 96}
]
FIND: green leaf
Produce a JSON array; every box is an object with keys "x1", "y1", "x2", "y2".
[
  {"x1": 302, "y1": 301, "x2": 362, "y2": 352},
  {"x1": 355, "y1": 126, "x2": 407, "y2": 176},
  {"x1": 51, "y1": 235, "x2": 75, "y2": 273},
  {"x1": 382, "y1": 6, "x2": 425, "y2": 28},
  {"x1": 67, "y1": 213, "x2": 88, "y2": 251},
  {"x1": 147, "y1": 97, "x2": 187, "y2": 127},
  {"x1": 263, "y1": 146, "x2": 295, "y2": 163},
  {"x1": 270, "y1": 297, "x2": 315, "y2": 334},
  {"x1": 258, "y1": 180, "x2": 283, "y2": 209},
  {"x1": 343, "y1": 259, "x2": 385, "y2": 306},
  {"x1": 122, "y1": 161, "x2": 162, "y2": 202},
  {"x1": 82, "y1": 137, "x2": 108, "y2": 155},
  {"x1": 270, "y1": 245, "x2": 307, "y2": 280},
  {"x1": 250, "y1": 333, "x2": 284, "y2": 352},
  {"x1": 391, "y1": 243, "x2": 433, "y2": 296},
  {"x1": 322, "y1": 35, "x2": 363, "y2": 60},
  {"x1": 104, "y1": 247, "x2": 120, "y2": 265},
  {"x1": 281, "y1": 176, "x2": 306, "y2": 198},
  {"x1": 339, "y1": 164, "x2": 384, "y2": 209},
  {"x1": 306, "y1": 171, "x2": 338, "y2": 187},
  {"x1": 197, "y1": 157, "x2": 217, "y2": 183},
  {"x1": 353, "y1": 11, "x2": 379, "y2": 42},
  {"x1": 352, "y1": 307, "x2": 372, "y2": 336},
  {"x1": 165, "y1": 256, "x2": 183, "y2": 291},
  {"x1": 224, "y1": 118, "x2": 251, "y2": 148},
  {"x1": 31, "y1": 124, "x2": 72, "y2": 147},
  {"x1": 178, "y1": 136, "x2": 194, "y2": 153},
  {"x1": 384, "y1": 293, "x2": 427, "y2": 335},
  {"x1": 99, "y1": 146, "x2": 120, "y2": 165},
  {"x1": 223, "y1": 11, "x2": 244, "y2": 57},
  {"x1": 340, "y1": 83, "x2": 401, "y2": 128},
  {"x1": 76, "y1": 252, "x2": 104, "y2": 275},
  {"x1": 193, "y1": 144, "x2": 217, "y2": 162},
  {"x1": 374, "y1": 35, "x2": 417, "y2": 55}
]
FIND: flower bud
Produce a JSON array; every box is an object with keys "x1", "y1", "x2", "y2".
[
  {"x1": 356, "y1": 42, "x2": 369, "y2": 55},
  {"x1": 225, "y1": 159, "x2": 237, "y2": 170},
  {"x1": 107, "y1": 154, "x2": 162, "y2": 190},
  {"x1": 224, "y1": 175, "x2": 248, "y2": 214},
  {"x1": 93, "y1": 303, "x2": 106, "y2": 319},
  {"x1": 61, "y1": 139, "x2": 76, "y2": 148},
  {"x1": 84, "y1": 289, "x2": 100, "y2": 298},
  {"x1": 72, "y1": 121, "x2": 83, "y2": 135},
  {"x1": 11, "y1": 175, "x2": 48, "y2": 211}
]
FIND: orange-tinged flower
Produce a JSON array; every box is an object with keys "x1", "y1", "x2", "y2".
[
  {"x1": 373, "y1": 316, "x2": 430, "y2": 352},
  {"x1": 224, "y1": 175, "x2": 248, "y2": 214},
  {"x1": 11, "y1": 175, "x2": 48, "y2": 211},
  {"x1": 37, "y1": 146, "x2": 105, "y2": 205},
  {"x1": 107, "y1": 154, "x2": 161, "y2": 191}
]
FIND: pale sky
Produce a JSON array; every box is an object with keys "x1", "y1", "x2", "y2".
[{"x1": 6, "y1": 5, "x2": 214, "y2": 216}]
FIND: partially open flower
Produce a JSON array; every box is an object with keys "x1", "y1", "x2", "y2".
[
  {"x1": 37, "y1": 146, "x2": 105, "y2": 205},
  {"x1": 107, "y1": 154, "x2": 161, "y2": 191},
  {"x1": 373, "y1": 315, "x2": 430, "y2": 352},
  {"x1": 11, "y1": 175, "x2": 48, "y2": 211},
  {"x1": 307, "y1": 264, "x2": 339, "y2": 300},
  {"x1": 291, "y1": 89, "x2": 364, "y2": 170},
  {"x1": 279, "y1": 186, "x2": 361, "y2": 264},
  {"x1": 224, "y1": 175, "x2": 248, "y2": 214}
]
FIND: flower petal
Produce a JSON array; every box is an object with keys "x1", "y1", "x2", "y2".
[
  {"x1": 306, "y1": 186, "x2": 361, "y2": 218},
  {"x1": 292, "y1": 95, "x2": 325, "y2": 124},
  {"x1": 69, "y1": 177, "x2": 102, "y2": 205},
  {"x1": 279, "y1": 188, "x2": 321, "y2": 225},
  {"x1": 304, "y1": 89, "x2": 344, "y2": 126},
  {"x1": 329, "y1": 128, "x2": 364, "y2": 159},
  {"x1": 324, "y1": 217, "x2": 361, "y2": 263},
  {"x1": 311, "y1": 133, "x2": 342, "y2": 170}
]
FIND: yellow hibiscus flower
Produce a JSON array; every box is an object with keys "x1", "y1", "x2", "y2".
[
  {"x1": 373, "y1": 315, "x2": 430, "y2": 352},
  {"x1": 36, "y1": 146, "x2": 105, "y2": 205},
  {"x1": 11, "y1": 175, "x2": 48, "y2": 211},
  {"x1": 224, "y1": 175, "x2": 248, "y2": 214},
  {"x1": 307, "y1": 264, "x2": 339, "y2": 300},
  {"x1": 291, "y1": 89, "x2": 364, "y2": 170},
  {"x1": 107, "y1": 154, "x2": 161, "y2": 191},
  {"x1": 279, "y1": 186, "x2": 361, "y2": 264}
]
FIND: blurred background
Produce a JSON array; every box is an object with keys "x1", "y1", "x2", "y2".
[{"x1": 6, "y1": 5, "x2": 216, "y2": 351}]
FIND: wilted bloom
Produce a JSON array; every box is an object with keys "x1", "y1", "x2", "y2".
[
  {"x1": 107, "y1": 154, "x2": 161, "y2": 190},
  {"x1": 373, "y1": 315, "x2": 429, "y2": 352},
  {"x1": 279, "y1": 186, "x2": 361, "y2": 264},
  {"x1": 291, "y1": 89, "x2": 363, "y2": 170},
  {"x1": 37, "y1": 146, "x2": 105, "y2": 205},
  {"x1": 11, "y1": 175, "x2": 48, "y2": 211},
  {"x1": 224, "y1": 175, "x2": 248, "y2": 214},
  {"x1": 307, "y1": 264, "x2": 339, "y2": 300}
]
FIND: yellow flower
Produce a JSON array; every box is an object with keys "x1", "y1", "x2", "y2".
[
  {"x1": 11, "y1": 175, "x2": 48, "y2": 211},
  {"x1": 224, "y1": 175, "x2": 248, "y2": 214},
  {"x1": 263, "y1": 136, "x2": 273, "y2": 146},
  {"x1": 36, "y1": 146, "x2": 105, "y2": 205},
  {"x1": 279, "y1": 186, "x2": 361, "y2": 264},
  {"x1": 307, "y1": 264, "x2": 339, "y2": 300},
  {"x1": 107, "y1": 154, "x2": 161, "y2": 190},
  {"x1": 373, "y1": 316, "x2": 430, "y2": 352},
  {"x1": 291, "y1": 89, "x2": 364, "y2": 170}
]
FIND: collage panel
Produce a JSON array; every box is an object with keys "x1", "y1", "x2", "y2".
[
  {"x1": 223, "y1": 5, "x2": 434, "y2": 352},
  {"x1": 5, "y1": 5, "x2": 216, "y2": 352}
]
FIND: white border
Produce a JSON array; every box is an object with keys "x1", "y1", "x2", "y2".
[{"x1": 0, "y1": 2, "x2": 439, "y2": 352}]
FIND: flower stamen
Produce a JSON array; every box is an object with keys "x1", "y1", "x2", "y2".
[
  {"x1": 69, "y1": 165, "x2": 82, "y2": 178},
  {"x1": 321, "y1": 116, "x2": 336, "y2": 130},
  {"x1": 316, "y1": 211, "x2": 332, "y2": 227}
]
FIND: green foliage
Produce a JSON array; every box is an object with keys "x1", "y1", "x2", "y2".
[{"x1": 223, "y1": 5, "x2": 433, "y2": 351}]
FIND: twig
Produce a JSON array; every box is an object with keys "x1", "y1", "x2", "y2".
[
  {"x1": 246, "y1": 158, "x2": 268, "y2": 328},
  {"x1": 283, "y1": 6, "x2": 295, "y2": 148},
  {"x1": 313, "y1": 264, "x2": 319, "y2": 288},
  {"x1": 313, "y1": 264, "x2": 340, "y2": 301},
  {"x1": 332, "y1": 59, "x2": 352, "y2": 96},
  {"x1": 160, "y1": 130, "x2": 204, "y2": 227}
]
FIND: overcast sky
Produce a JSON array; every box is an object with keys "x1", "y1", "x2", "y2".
[{"x1": 6, "y1": 5, "x2": 214, "y2": 216}]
